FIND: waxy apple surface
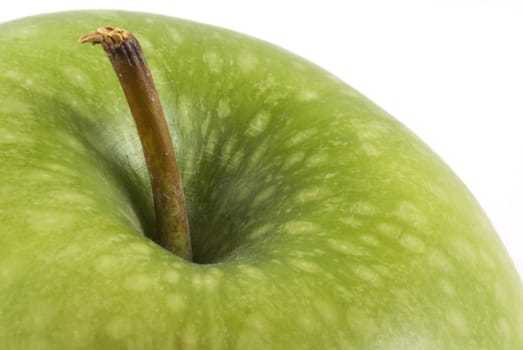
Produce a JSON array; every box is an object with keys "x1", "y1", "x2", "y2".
[{"x1": 0, "y1": 11, "x2": 522, "y2": 349}]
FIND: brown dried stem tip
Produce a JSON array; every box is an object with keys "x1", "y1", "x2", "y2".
[
  {"x1": 79, "y1": 26, "x2": 131, "y2": 46},
  {"x1": 80, "y1": 27, "x2": 193, "y2": 261}
]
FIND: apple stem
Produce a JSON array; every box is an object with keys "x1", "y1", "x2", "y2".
[{"x1": 79, "y1": 27, "x2": 193, "y2": 261}]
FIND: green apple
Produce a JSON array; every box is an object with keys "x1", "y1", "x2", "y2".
[{"x1": 0, "y1": 10, "x2": 522, "y2": 349}]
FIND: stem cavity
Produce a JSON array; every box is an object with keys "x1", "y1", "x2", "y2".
[{"x1": 80, "y1": 27, "x2": 193, "y2": 261}]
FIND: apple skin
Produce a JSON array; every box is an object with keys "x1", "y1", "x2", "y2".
[{"x1": 0, "y1": 10, "x2": 521, "y2": 349}]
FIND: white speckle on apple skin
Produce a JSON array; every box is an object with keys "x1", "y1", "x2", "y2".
[
  {"x1": 182, "y1": 325, "x2": 199, "y2": 350},
  {"x1": 28, "y1": 210, "x2": 76, "y2": 233},
  {"x1": 191, "y1": 274, "x2": 204, "y2": 289},
  {"x1": 439, "y1": 279, "x2": 457, "y2": 297},
  {"x1": 235, "y1": 314, "x2": 272, "y2": 348},
  {"x1": 445, "y1": 308, "x2": 469, "y2": 336},
  {"x1": 0, "y1": 128, "x2": 16, "y2": 144},
  {"x1": 216, "y1": 99, "x2": 230, "y2": 118},
  {"x1": 22, "y1": 304, "x2": 54, "y2": 333},
  {"x1": 478, "y1": 249, "x2": 497, "y2": 271},
  {"x1": 204, "y1": 129, "x2": 219, "y2": 159},
  {"x1": 298, "y1": 313, "x2": 319, "y2": 331},
  {"x1": 350, "y1": 201, "x2": 379, "y2": 217},
  {"x1": 0, "y1": 266, "x2": 11, "y2": 280},
  {"x1": 305, "y1": 153, "x2": 329, "y2": 168},
  {"x1": 163, "y1": 269, "x2": 181, "y2": 284},
  {"x1": 399, "y1": 234, "x2": 427, "y2": 254},
  {"x1": 352, "y1": 265, "x2": 382, "y2": 286},
  {"x1": 373, "y1": 264, "x2": 391, "y2": 277},
  {"x1": 392, "y1": 201, "x2": 428, "y2": 229},
  {"x1": 376, "y1": 222, "x2": 401, "y2": 239},
  {"x1": 251, "y1": 186, "x2": 276, "y2": 207},
  {"x1": 123, "y1": 274, "x2": 154, "y2": 292},
  {"x1": 225, "y1": 148, "x2": 243, "y2": 171},
  {"x1": 106, "y1": 317, "x2": 132, "y2": 340},
  {"x1": 62, "y1": 66, "x2": 94, "y2": 92},
  {"x1": 494, "y1": 281, "x2": 509, "y2": 304},
  {"x1": 248, "y1": 223, "x2": 275, "y2": 240},
  {"x1": 423, "y1": 181, "x2": 450, "y2": 203},
  {"x1": 358, "y1": 120, "x2": 391, "y2": 139},
  {"x1": 47, "y1": 191, "x2": 97, "y2": 208},
  {"x1": 449, "y1": 236, "x2": 478, "y2": 263},
  {"x1": 219, "y1": 137, "x2": 236, "y2": 161},
  {"x1": 345, "y1": 307, "x2": 379, "y2": 338},
  {"x1": 237, "y1": 265, "x2": 266, "y2": 280},
  {"x1": 289, "y1": 249, "x2": 324, "y2": 259},
  {"x1": 291, "y1": 60, "x2": 306, "y2": 71},
  {"x1": 166, "y1": 294, "x2": 185, "y2": 312},
  {"x1": 359, "y1": 142, "x2": 382, "y2": 157},
  {"x1": 286, "y1": 128, "x2": 318, "y2": 147},
  {"x1": 95, "y1": 255, "x2": 118, "y2": 275},
  {"x1": 296, "y1": 186, "x2": 323, "y2": 203},
  {"x1": 340, "y1": 216, "x2": 363, "y2": 228},
  {"x1": 315, "y1": 300, "x2": 338, "y2": 323},
  {"x1": 237, "y1": 52, "x2": 259, "y2": 73},
  {"x1": 289, "y1": 258, "x2": 321, "y2": 274},
  {"x1": 127, "y1": 241, "x2": 154, "y2": 256},
  {"x1": 41, "y1": 163, "x2": 78, "y2": 178},
  {"x1": 203, "y1": 51, "x2": 223, "y2": 74},
  {"x1": 175, "y1": 95, "x2": 193, "y2": 133},
  {"x1": 323, "y1": 172, "x2": 337, "y2": 180},
  {"x1": 243, "y1": 140, "x2": 270, "y2": 172},
  {"x1": 297, "y1": 90, "x2": 319, "y2": 101},
  {"x1": 245, "y1": 110, "x2": 271, "y2": 137},
  {"x1": 0, "y1": 94, "x2": 33, "y2": 116},
  {"x1": 201, "y1": 273, "x2": 219, "y2": 290},
  {"x1": 327, "y1": 238, "x2": 370, "y2": 256},
  {"x1": 283, "y1": 221, "x2": 321, "y2": 235},
  {"x1": 359, "y1": 234, "x2": 381, "y2": 247},
  {"x1": 4, "y1": 69, "x2": 23, "y2": 81},
  {"x1": 497, "y1": 317, "x2": 511, "y2": 338},
  {"x1": 427, "y1": 249, "x2": 456, "y2": 273},
  {"x1": 282, "y1": 151, "x2": 305, "y2": 170},
  {"x1": 326, "y1": 239, "x2": 356, "y2": 255},
  {"x1": 167, "y1": 27, "x2": 183, "y2": 44}
]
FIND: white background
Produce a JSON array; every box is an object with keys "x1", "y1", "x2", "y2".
[{"x1": 1, "y1": 0, "x2": 521, "y2": 278}]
